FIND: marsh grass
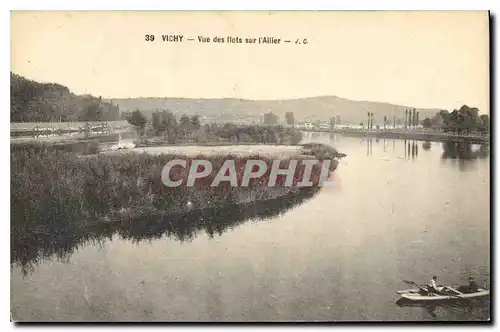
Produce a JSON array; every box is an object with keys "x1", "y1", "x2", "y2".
[{"x1": 11, "y1": 142, "x2": 338, "y2": 273}]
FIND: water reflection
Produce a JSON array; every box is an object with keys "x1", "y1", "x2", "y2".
[
  {"x1": 396, "y1": 297, "x2": 490, "y2": 321},
  {"x1": 363, "y1": 138, "x2": 422, "y2": 160},
  {"x1": 441, "y1": 142, "x2": 489, "y2": 160},
  {"x1": 11, "y1": 187, "x2": 321, "y2": 276},
  {"x1": 357, "y1": 137, "x2": 489, "y2": 166},
  {"x1": 402, "y1": 140, "x2": 419, "y2": 160},
  {"x1": 440, "y1": 142, "x2": 489, "y2": 172},
  {"x1": 329, "y1": 134, "x2": 341, "y2": 142}
]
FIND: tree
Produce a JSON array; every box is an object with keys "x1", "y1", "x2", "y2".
[
  {"x1": 457, "y1": 105, "x2": 480, "y2": 134},
  {"x1": 479, "y1": 114, "x2": 490, "y2": 135},
  {"x1": 405, "y1": 109, "x2": 409, "y2": 129},
  {"x1": 151, "y1": 111, "x2": 166, "y2": 135},
  {"x1": 285, "y1": 112, "x2": 295, "y2": 126},
  {"x1": 178, "y1": 114, "x2": 191, "y2": 139},
  {"x1": 190, "y1": 115, "x2": 201, "y2": 129},
  {"x1": 163, "y1": 110, "x2": 178, "y2": 127},
  {"x1": 126, "y1": 110, "x2": 147, "y2": 129},
  {"x1": 383, "y1": 116, "x2": 387, "y2": 129},
  {"x1": 422, "y1": 117, "x2": 432, "y2": 129},
  {"x1": 11, "y1": 72, "x2": 120, "y2": 122},
  {"x1": 180, "y1": 115, "x2": 191, "y2": 127},
  {"x1": 430, "y1": 106, "x2": 485, "y2": 134},
  {"x1": 162, "y1": 110, "x2": 178, "y2": 143},
  {"x1": 329, "y1": 117, "x2": 336, "y2": 129},
  {"x1": 366, "y1": 112, "x2": 374, "y2": 130},
  {"x1": 432, "y1": 110, "x2": 447, "y2": 130}
]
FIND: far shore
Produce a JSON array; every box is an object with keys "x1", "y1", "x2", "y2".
[
  {"x1": 303, "y1": 128, "x2": 490, "y2": 144},
  {"x1": 10, "y1": 121, "x2": 490, "y2": 145}
]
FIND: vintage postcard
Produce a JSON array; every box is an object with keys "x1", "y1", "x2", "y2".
[{"x1": 10, "y1": 11, "x2": 490, "y2": 322}]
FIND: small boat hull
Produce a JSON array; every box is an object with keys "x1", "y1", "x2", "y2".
[{"x1": 398, "y1": 288, "x2": 489, "y2": 302}]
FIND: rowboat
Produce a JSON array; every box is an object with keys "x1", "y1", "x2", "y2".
[{"x1": 397, "y1": 286, "x2": 489, "y2": 302}]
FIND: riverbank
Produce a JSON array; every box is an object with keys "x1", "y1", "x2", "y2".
[
  {"x1": 133, "y1": 138, "x2": 302, "y2": 148},
  {"x1": 10, "y1": 121, "x2": 130, "y2": 137},
  {"x1": 11, "y1": 142, "x2": 341, "y2": 266},
  {"x1": 11, "y1": 140, "x2": 343, "y2": 273},
  {"x1": 302, "y1": 128, "x2": 490, "y2": 144}
]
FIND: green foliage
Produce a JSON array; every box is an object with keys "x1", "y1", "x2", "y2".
[{"x1": 10, "y1": 72, "x2": 120, "y2": 122}]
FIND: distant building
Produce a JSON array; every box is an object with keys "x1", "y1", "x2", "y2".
[
  {"x1": 285, "y1": 112, "x2": 295, "y2": 126},
  {"x1": 263, "y1": 112, "x2": 278, "y2": 125}
]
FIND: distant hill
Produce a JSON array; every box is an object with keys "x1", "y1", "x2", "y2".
[
  {"x1": 10, "y1": 73, "x2": 120, "y2": 122},
  {"x1": 108, "y1": 96, "x2": 441, "y2": 125},
  {"x1": 10, "y1": 72, "x2": 442, "y2": 124}
]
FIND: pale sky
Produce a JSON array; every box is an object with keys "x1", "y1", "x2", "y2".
[{"x1": 11, "y1": 11, "x2": 489, "y2": 112}]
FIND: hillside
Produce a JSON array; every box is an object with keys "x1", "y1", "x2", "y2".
[
  {"x1": 10, "y1": 72, "x2": 442, "y2": 124},
  {"x1": 10, "y1": 73, "x2": 120, "y2": 122},
  {"x1": 109, "y1": 96, "x2": 442, "y2": 125}
]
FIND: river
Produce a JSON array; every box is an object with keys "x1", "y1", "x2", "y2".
[{"x1": 10, "y1": 132, "x2": 490, "y2": 321}]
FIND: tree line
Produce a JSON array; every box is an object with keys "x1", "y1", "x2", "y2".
[
  {"x1": 10, "y1": 73, "x2": 120, "y2": 122},
  {"x1": 421, "y1": 105, "x2": 489, "y2": 135},
  {"x1": 361, "y1": 105, "x2": 489, "y2": 135}
]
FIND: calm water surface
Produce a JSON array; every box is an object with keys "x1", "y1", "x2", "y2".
[{"x1": 11, "y1": 133, "x2": 490, "y2": 321}]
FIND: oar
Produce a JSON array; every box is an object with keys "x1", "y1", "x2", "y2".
[{"x1": 403, "y1": 280, "x2": 428, "y2": 291}]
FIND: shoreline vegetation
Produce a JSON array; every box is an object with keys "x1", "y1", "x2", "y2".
[
  {"x1": 303, "y1": 128, "x2": 490, "y2": 144},
  {"x1": 317, "y1": 104, "x2": 489, "y2": 144},
  {"x1": 10, "y1": 72, "x2": 489, "y2": 146},
  {"x1": 11, "y1": 141, "x2": 344, "y2": 274}
]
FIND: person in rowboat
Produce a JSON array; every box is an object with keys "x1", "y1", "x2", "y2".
[
  {"x1": 468, "y1": 277, "x2": 478, "y2": 293},
  {"x1": 427, "y1": 276, "x2": 442, "y2": 295}
]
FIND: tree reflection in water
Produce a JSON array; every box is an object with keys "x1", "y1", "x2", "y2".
[
  {"x1": 11, "y1": 187, "x2": 321, "y2": 276},
  {"x1": 441, "y1": 141, "x2": 489, "y2": 160}
]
